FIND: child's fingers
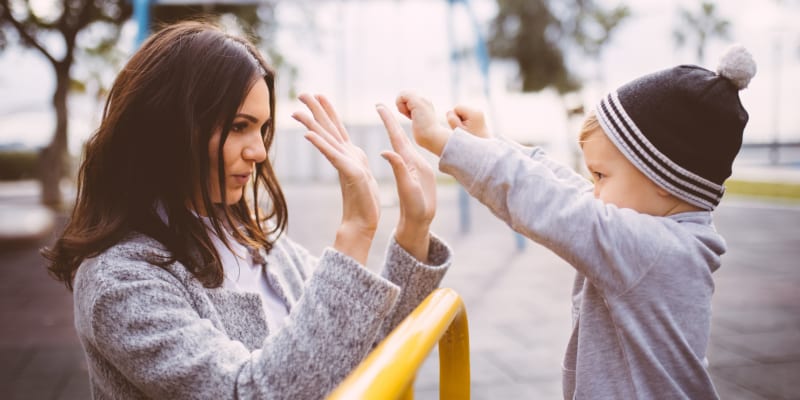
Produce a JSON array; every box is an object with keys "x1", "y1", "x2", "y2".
[
  {"x1": 395, "y1": 92, "x2": 414, "y2": 119},
  {"x1": 453, "y1": 104, "x2": 482, "y2": 123},
  {"x1": 446, "y1": 110, "x2": 465, "y2": 130},
  {"x1": 453, "y1": 104, "x2": 471, "y2": 119}
]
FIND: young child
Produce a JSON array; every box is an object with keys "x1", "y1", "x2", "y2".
[{"x1": 395, "y1": 45, "x2": 756, "y2": 399}]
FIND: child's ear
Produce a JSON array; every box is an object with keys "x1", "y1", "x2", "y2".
[{"x1": 656, "y1": 187, "x2": 671, "y2": 198}]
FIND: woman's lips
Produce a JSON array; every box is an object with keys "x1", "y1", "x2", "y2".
[{"x1": 231, "y1": 174, "x2": 250, "y2": 185}]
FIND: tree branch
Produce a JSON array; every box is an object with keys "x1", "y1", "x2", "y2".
[{"x1": 0, "y1": 0, "x2": 59, "y2": 66}]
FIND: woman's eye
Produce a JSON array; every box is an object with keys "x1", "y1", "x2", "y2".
[{"x1": 232, "y1": 122, "x2": 248, "y2": 133}]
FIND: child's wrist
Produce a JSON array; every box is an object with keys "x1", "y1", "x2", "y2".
[{"x1": 430, "y1": 127, "x2": 452, "y2": 156}]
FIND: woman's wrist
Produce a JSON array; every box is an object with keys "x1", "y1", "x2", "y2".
[
  {"x1": 395, "y1": 222, "x2": 431, "y2": 263},
  {"x1": 333, "y1": 223, "x2": 376, "y2": 266}
]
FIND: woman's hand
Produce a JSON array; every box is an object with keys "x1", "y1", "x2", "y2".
[
  {"x1": 292, "y1": 94, "x2": 379, "y2": 266},
  {"x1": 446, "y1": 104, "x2": 491, "y2": 138},
  {"x1": 375, "y1": 104, "x2": 436, "y2": 263}
]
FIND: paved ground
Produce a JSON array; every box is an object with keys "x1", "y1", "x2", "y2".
[{"x1": 1, "y1": 182, "x2": 799, "y2": 399}]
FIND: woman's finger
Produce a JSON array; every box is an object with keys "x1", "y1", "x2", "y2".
[
  {"x1": 316, "y1": 94, "x2": 351, "y2": 142},
  {"x1": 302, "y1": 131, "x2": 343, "y2": 169},
  {"x1": 381, "y1": 151, "x2": 415, "y2": 196},
  {"x1": 376, "y1": 104, "x2": 412, "y2": 156},
  {"x1": 297, "y1": 93, "x2": 342, "y2": 142},
  {"x1": 292, "y1": 111, "x2": 343, "y2": 152}
]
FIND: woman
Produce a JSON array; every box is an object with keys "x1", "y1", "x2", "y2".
[{"x1": 43, "y1": 21, "x2": 451, "y2": 399}]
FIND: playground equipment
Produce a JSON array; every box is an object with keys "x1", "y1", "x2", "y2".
[{"x1": 327, "y1": 288, "x2": 470, "y2": 400}]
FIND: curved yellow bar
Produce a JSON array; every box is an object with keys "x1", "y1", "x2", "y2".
[{"x1": 327, "y1": 288, "x2": 470, "y2": 400}]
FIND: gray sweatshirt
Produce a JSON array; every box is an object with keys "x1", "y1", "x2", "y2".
[
  {"x1": 439, "y1": 129, "x2": 726, "y2": 399},
  {"x1": 73, "y1": 232, "x2": 451, "y2": 399}
]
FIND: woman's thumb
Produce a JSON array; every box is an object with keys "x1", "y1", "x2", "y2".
[{"x1": 381, "y1": 151, "x2": 407, "y2": 177}]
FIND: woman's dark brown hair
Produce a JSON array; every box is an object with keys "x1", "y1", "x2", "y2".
[{"x1": 43, "y1": 20, "x2": 288, "y2": 290}]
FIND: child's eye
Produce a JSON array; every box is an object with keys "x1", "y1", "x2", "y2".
[{"x1": 593, "y1": 172, "x2": 605, "y2": 181}]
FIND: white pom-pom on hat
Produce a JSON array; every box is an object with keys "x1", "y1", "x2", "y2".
[{"x1": 716, "y1": 44, "x2": 757, "y2": 90}]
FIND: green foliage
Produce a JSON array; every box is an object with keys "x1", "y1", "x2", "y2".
[
  {"x1": 151, "y1": 3, "x2": 270, "y2": 41},
  {"x1": 573, "y1": 5, "x2": 631, "y2": 59},
  {"x1": 0, "y1": 0, "x2": 133, "y2": 65},
  {"x1": 488, "y1": 0, "x2": 630, "y2": 94},
  {"x1": 0, "y1": 150, "x2": 38, "y2": 181},
  {"x1": 489, "y1": 0, "x2": 576, "y2": 93},
  {"x1": 149, "y1": 2, "x2": 295, "y2": 98},
  {"x1": 672, "y1": 1, "x2": 730, "y2": 64}
]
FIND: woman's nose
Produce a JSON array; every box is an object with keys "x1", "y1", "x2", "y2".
[{"x1": 243, "y1": 134, "x2": 267, "y2": 163}]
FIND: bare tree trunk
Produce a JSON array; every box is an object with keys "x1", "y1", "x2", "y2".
[{"x1": 40, "y1": 64, "x2": 69, "y2": 209}]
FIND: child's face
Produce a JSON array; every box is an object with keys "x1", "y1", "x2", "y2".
[{"x1": 581, "y1": 128, "x2": 673, "y2": 216}]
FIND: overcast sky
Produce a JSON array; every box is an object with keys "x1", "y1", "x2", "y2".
[{"x1": 1, "y1": 0, "x2": 798, "y2": 153}]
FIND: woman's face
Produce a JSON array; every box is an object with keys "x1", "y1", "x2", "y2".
[{"x1": 202, "y1": 78, "x2": 271, "y2": 208}]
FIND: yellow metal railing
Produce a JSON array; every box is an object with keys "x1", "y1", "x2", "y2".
[{"x1": 327, "y1": 288, "x2": 470, "y2": 400}]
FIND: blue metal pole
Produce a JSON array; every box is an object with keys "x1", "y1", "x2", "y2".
[
  {"x1": 448, "y1": 0, "x2": 471, "y2": 235},
  {"x1": 134, "y1": 0, "x2": 151, "y2": 48},
  {"x1": 459, "y1": 0, "x2": 525, "y2": 250}
]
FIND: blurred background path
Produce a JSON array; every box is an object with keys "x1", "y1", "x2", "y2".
[{"x1": 1, "y1": 180, "x2": 798, "y2": 399}]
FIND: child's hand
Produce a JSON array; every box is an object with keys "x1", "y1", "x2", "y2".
[
  {"x1": 446, "y1": 105, "x2": 491, "y2": 138},
  {"x1": 396, "y1": 91, "x2": 452, "y2": 156}
]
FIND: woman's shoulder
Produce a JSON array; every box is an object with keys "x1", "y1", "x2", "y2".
[{"x1": 74, "y1": 232, "x2": 187, "y2": 291}]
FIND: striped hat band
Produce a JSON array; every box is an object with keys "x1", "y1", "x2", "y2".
[{"x1": 596, "y1": 91, "x2": 725, "y2": 211}]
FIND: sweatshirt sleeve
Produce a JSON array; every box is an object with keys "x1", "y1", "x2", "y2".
[
  {"x1": 493, "y1": 131, "x2": 594, "y2": 191},
  {"x1": 376, "y1": 232, "x2": 452, "y2": 338},
  {"x1": 81, "y1": 249, "x2": 401, "y2": 400},
  {"x1": 439, "y1": 129, "x2": 664, "y2": 295}
]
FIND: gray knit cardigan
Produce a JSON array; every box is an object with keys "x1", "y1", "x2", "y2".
[{"x1": 73, "y1": 232, "x2": 452, "y2": 399}]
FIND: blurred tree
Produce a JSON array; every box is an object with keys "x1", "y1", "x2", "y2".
[
  {"x1": 149, "y1": 2, "x2": 295, "y2": 96},
  {"x1": 488, "y1": 0, "x2": 630, "y2": 95},
  {"x1": 0, "y1": 0, "x2": 132, "y2": 208},
  {"x1": 574, "y1": 3, "x2": 630, "y2": 86},
  {"x1": 673, "y1": 1, "x2": 730, "y2": 65}
]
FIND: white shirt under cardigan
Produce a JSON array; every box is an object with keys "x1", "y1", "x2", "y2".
[
  {"x1": 439, "y1": 128, "x2": 726, "y2": 400},
  {"x1": 156, "y1": 204, "x2": 290, "y2": 330},
  {"x1": 204, "y1": 219, "x2": 289, "y2": 332}
]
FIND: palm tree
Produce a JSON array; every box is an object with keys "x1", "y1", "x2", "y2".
[
  {"x1": 673, "y1": 1, "x2": 731, "y2": 65},
  {"x1": 574, "y1": 4, "x2": 631, "y2": 87}
]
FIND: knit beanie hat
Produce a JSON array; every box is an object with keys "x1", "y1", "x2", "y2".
[{"x1": 595, "y1": 44, "x2": 757, "y2": 210}]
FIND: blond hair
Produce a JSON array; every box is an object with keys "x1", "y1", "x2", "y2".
[{"x1": 578, "y1": 110, "x2": 602, "y2": 145}]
